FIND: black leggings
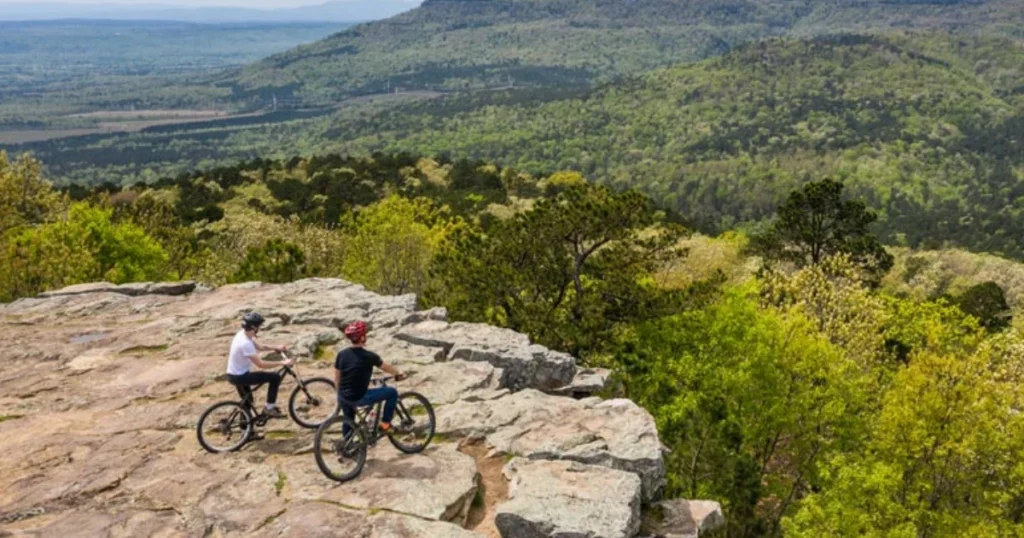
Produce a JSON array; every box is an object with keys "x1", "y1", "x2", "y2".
[{"x1": 228, "y1": 371, "x2": 282, "y2": 405}]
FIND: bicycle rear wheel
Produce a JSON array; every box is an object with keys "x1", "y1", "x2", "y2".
[
  {"x1": 387, "y1": 391, "x2": 435, "y2": 454},
  {"x1": 288, "y1": 377, "x2": 337, "y2": 429},
  {"x1": 197, "y1": 401, "x2": 253, "y2": 453},
  {"x1": 314, "y1": 415, "x2": 367, "y2": 482}
]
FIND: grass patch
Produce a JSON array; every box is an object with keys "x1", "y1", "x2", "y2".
[
  {"x1": 431, "y1": 432, "x2": 454, "y2": 444},
  {"x1": 266, "y1": 430, "x2": 296, "y2": 440},
  {"x1": 274, "y1": 471, "x2": 287, "y2": 496},
  {"x1": 314, "y1": 343, "x2": 334, "y2": 362},
  {"x1": 0, "y1": 414, "x2": 24, "y2": 423},
  {"x1": 120, "y1": 344, "x2": 169, "y2": 355}
]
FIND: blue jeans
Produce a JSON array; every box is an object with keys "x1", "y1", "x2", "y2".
[{"x1": 339, "y1": 386, "x2": 398, "y2": 425}]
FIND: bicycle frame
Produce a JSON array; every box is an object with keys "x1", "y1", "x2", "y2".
[
  {"x1": 229, "y1": 353, "x2": 306, "y2": 420},
  {"x1": 342, "y1": 378, "x2": 416, "y2": 442}
]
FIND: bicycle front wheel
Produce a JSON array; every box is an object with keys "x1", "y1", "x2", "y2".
[
  {"x1": 387, "y1": 391, "x2": 435, "y2": 454},
  {"x1": 314, "y1": 415, "x2": 367, "y2": 482},
  {"x1": 197, "y1": 401, "x2": 253, "y2": 453},
  {"x1": 288, "y1": 377, "x2": 337, "y2": 429}
]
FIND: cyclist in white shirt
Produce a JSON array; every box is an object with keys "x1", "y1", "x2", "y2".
[{"x1": 226, "y1": 312, "x2": 292, "y2": 419}]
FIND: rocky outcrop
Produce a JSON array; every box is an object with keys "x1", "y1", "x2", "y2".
[
  {"x1": 36, "y1": 280, "x2": 197, "y2": 298},
  {"x1": 0, "y1": 278, "x2": 719, "y2": 537},
  {"x1": 395, "y1": 321, "x2": 577, "y2": 391},
  {"x1": 641, "y1": 500, "x2": 726, "y2": 538},
  {"x1": 496, "y1": 458, "x2": 643, "y2": 538},
  {"x1": 437, "y1": 390, "x2": 665, "y2": 501}
]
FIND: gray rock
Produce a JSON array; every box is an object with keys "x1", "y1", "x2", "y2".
[
  {"x1": 437, "y1": 389, "x2": 665, "y2": 501},
  {"x1": 496, "y1": 458, "x2": 642, "y2": 538},
  {"x1": 403, "y1": 360, "x2": 503, "y2": 405},
  {"x1": 290, "y1": 330, "x2": 343, "y2": 359},
  {"x1": 38, "y1": 282, "x2": 119, "y2": 297},
  {"x1": 552, "y1": 367, "x2": 612, "y2": 398},
  {"x1": 372, "y1": 335, "x2": 446, "y2": 365},
  {"x1": 642, "y1": 499, "x2": 726, "y2": 538},
  {"x1": 288, "y1": 444, "x2": 480, "y2": 524},
  {"x1": 397, "y1": 321, "x2": 576, "y2": 391},
  {"x1": 37, "y1": 280, "x2": 196, "y2": 298}
]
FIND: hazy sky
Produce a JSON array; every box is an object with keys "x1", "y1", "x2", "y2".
[{"x1": 0, "y1": 0, "x2": 411, "y2": 6}]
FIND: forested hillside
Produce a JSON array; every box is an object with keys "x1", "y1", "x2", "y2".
[
  {"x1": 314, "y1": 34, "x2": 1024, "y2": 255},
  {"x1": 6, "y1": 149, "x2": 1024, "y2": 537},
  {"x1": 21, "y1": 33, "x2": 1024, "y2": 258},
  {"x1": 228, "y1": 0, "x2": 1023, "y2": 105}
]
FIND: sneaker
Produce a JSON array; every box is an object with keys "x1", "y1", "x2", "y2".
[{"x1": 265, "y1": 407, "x2": 287, "y2": 419}]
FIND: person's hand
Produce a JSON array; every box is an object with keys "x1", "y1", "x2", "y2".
[
  {"x1": 283, "y1": 359, "x2": 295, "y2": 367},
  {"x1": 395, "y1": 371, "x2": 408, "y2": 382},
  {"x1": 277, "y1": 345, "x2": 288, "y2": 353}
]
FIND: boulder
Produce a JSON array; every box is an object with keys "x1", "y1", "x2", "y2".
[
  {"x1": 396, "y1": 321, "x2": 576, "y2": 391},
  {"x1": 552, "y1": 367, "x2": 612, "y2": 398},
  {"x1": 641, "y1": 499, "x2": 726, "y2": 538},
  {"x1": 495, "y1": 458, "x2": 643, "y2": 538},
  {"x1": 437, "y1": 389, "x2": 665, "y2": 501},
  {"x1": 288, "y1": 444, "x2": 480, "y2": 524},
  {"x1": 402, "y1": 360, "x2": 503, "y2": 405}
]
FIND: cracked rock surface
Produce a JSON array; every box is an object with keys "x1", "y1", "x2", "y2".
[{"x1": 0, "y1": 278, "x2": 704, "y2": 537}]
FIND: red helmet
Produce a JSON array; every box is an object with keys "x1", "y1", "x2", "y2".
[{"x1": 344, "y1": 321, "x2": 367, "y2": 342}]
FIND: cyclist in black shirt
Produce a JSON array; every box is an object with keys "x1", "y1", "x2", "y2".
[{"x1": 335, "y1": 321, "x2": 406, "y2": 431}]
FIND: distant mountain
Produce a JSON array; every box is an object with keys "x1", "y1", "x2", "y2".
[
  {"x1": 0, "y1": 0, "x2": 421, "y2": 23},
  {"x1": 309, "y1": 33, "x2": 1024, "y2": 255},
  {"x1": 229, "y1": 0, "x2": 1023, "y2": 106}
]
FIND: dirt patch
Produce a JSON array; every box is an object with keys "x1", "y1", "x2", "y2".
[{"x1": 459, "y1": 440, "x2": 509, "y2": 538}]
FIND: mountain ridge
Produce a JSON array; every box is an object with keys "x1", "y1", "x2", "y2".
[
  {"x1": 228, "y1": 0, "x2": 1023, "y2": 105},
  {"x1": 0, "y1": 0, "x2": 420, "y2": 23}
]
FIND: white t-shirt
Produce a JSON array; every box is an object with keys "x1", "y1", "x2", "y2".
[{"x1": 226, "y1": 330, "x2": 258, "y2": 375}]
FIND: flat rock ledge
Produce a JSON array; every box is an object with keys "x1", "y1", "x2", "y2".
[
  {"x1": 0, "y1": 278, "x2": 720, "y2": 538},
  {"x1": 37, "y1": 280, "x2": 198, "y2": 298},
  {"x1": 496, "y1": 458, "x2": 643, "y2": 538}
]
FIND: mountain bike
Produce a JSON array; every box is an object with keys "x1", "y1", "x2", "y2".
[
  {"x1": 313, "y1": 376, "x2": 436, "y2": 482},
  {"x1": 196, "y1": 353, "x2": 337, "y2": 453}
]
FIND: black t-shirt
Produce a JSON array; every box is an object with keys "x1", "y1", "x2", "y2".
[{"x1": 335, "y1": 347, "x2": 382, "y2": 401}]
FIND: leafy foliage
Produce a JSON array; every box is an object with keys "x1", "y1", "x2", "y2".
[
  {"x1": 952, "y1": 281, "x2": 1012, "y2": 332},
  {"x1": 0, "y1": 151, "x2": 59, "y2": 234},
  {"x1": 341, "y1": 195, "x2": 456, "y2": 296},
  {"x1": 430, "y1": 182, "x2": 686, "y2": 356},
  {"x1": 19, "y1": 34, "x2": 1024, "y2": 262},
  {"x1": 0, "y1": 202, "x2": 167, "y2": 300},
  {"x1": 619, "y1": 287, "x2": 874, "y2": 536},
  {"x1": 3, "y1": 150, "x2": 1024, "y2": 537},
  {"x1": 751, "y1": 178, "x2": 893, "y2": 281},
  {"x1": 231, "y1": 238, "x2": 309, "y2": 284}
]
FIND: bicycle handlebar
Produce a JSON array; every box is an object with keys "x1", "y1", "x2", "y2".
[{"x1": 371, "y1": 373, "x2": 409, "y2": 386}]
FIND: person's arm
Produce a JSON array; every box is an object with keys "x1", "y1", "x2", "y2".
[
  {"x1": 246, "y1": 346, "x2": 293, "y2": 370},
  {"x1": 247, "y1": 338, "x2": 291, "y2": 369},
  {"x1": 253, "y1": 339, "x2": 288, "y2": 354},
  {"x1": 379, "y1": 361, "x2": 407, "y2": 380},
  {"x1": 334, "y1": 366, "x2": 342, "y2": 390}
]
